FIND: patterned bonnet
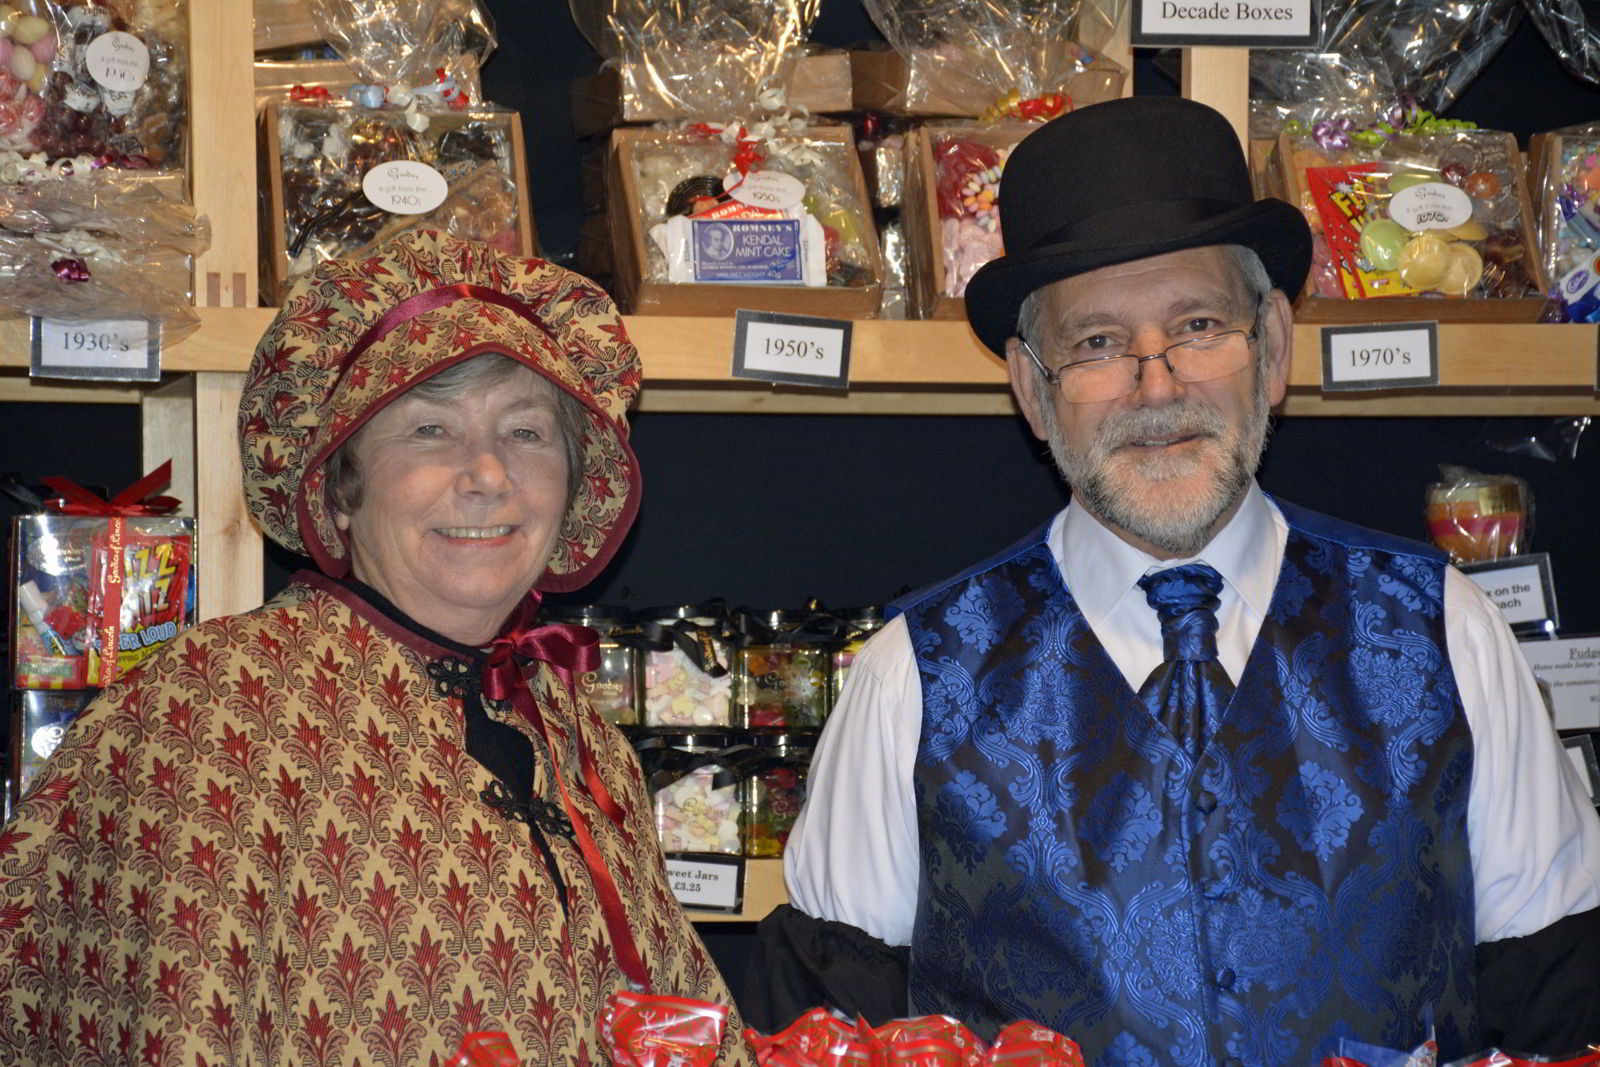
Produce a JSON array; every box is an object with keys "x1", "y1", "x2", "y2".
[{"x1": 239, "y1": 229, "x2": 642, "y2": 593}]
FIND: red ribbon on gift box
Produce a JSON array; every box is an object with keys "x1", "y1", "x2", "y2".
[
  {"x1": 41, "y1": 462, "x2": 181, "y2": 686},
  {"x1": 41, "y1": 461, "x2": 180, "y2": 518}
]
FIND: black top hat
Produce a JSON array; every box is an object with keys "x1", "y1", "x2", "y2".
[{"x1": 963, "y1": 96, "x2": 1312, "y2": 355}]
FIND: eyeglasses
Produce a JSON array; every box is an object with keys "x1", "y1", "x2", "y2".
[{"x1": 1020, "y1": 313, "x2": 1261, "y2": 405}]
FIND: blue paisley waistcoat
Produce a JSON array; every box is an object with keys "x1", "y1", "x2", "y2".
[{"x1": 901, "y1": 502, "x2": 1477, "y2": 1067}]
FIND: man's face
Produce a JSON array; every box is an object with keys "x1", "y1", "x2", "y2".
[{"x1": 1005, "y1": 246, "x2": 1292, "y2": 558}]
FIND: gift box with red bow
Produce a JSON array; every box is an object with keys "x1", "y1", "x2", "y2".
[{"x1": 8, "y1": 462, "x2": 195, "y2": 690}]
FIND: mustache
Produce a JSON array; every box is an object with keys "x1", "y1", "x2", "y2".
[{"x1": 1092, "y1": 402, "x2": 1227, "y2": 452}]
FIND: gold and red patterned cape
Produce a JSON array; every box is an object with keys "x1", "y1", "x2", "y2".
[{"x1": 0, "y1": 574, "x2": 750, "y2": 1065}]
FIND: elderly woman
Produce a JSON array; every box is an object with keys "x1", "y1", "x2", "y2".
[{"x1": 0, "y1": 231, "x2": 751, "y2": 1064}]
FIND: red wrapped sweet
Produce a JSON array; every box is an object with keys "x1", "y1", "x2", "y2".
[
  {"x1": 987, "y1": 1021, "x2": 1086, "y2": 1066},
  {"x1": 748, "y1": 1007, "x2": 871, "y2": 1065},
  {"x1": 871, "y1": 1014, "x2": 986, "y2": 1066},
  {"x1": 445, "y1": 1031, "x2": 521, "y2": 1067},
  {"x1": 604, "y1": 991, "x2": 731, "y2": 1067}
]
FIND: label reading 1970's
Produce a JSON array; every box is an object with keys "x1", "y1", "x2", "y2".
[
  {"x1": 1319, "y1": 321, "x2": 1439, "y2": 391},
  {"x1": 362, "y1": 161, "x2": 449, "y2": 215}
]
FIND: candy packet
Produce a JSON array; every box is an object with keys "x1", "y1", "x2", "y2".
[
  {"x1": 579, "y1": 0, "x2": 884, "y2": 314},
  {"x1": 1424, "y1": 465, "x2": 1532, "y2": 565},
  {"x1": 11, "y1": 509, "x2": 195, "y2": 690},
  {"x1": 1282, "y1": 121, "x2": 1541, "y2": 302},
  {"x1": 1, "y1": 0, "x2": 188, "y2": 170},
  {"x1": 1531, "y1": 123, "x2": 1600, "y2": 322},
  {"x1": 0, "y1": 170, "x2": 209, "y2": 343},
  {"x1": 260, "y1": 0, "x2": 527, "y2": 300},
  {"x1": 1251, "y1": 0, "x2": 1518, "y2": 141},
  {"x1": 863, "y1": 0, "x2": 1124, "y2": 317},
  {"x1": 858, "y1": 0, "x2": 1125, "y2": 118},
  {"x1": 603, "y1": 991, "x2": 733, "y2": 1067}
]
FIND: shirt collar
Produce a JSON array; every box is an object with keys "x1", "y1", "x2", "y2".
[{"x1": 1051, "y1": 482, "x2": 1283, "y2": 623}]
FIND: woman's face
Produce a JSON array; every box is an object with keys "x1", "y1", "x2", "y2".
[{"x1": 333, "y1": 364, "x2": 570, "y2": 645}]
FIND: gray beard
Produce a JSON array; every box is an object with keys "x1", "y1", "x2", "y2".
[{"x1": 1041, "y1": 376, "x2": 1271, "y2": 557}]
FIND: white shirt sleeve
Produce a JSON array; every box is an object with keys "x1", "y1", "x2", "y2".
[
  {"x1": 783, "y1": 614, "x2": 922, "y2": 947},
  {"x1": 1447, "y1": 566, "x2": 1600, "y2": 941}
]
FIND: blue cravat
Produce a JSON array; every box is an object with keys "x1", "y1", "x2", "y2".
[{"x1": 1136, "y1": 563, "x2": 1234, "y2": 758}]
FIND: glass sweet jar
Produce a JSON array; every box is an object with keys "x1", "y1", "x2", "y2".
[
  {"x1": 830, "y1": 605, "x2": 884, "y2": 703},
  {"x1": 733, "y1": 609, "x2": 832, "y2": 728},
  {"x1": 638, "y1": 605, "x2": 733, "y2": 727},
  {"x1": 740, "y1": 731, "x2": 816, "y2": 858},
  {"x1": 545, "y1": 604, "x2": 641, "y2": 726},
  {"x1": 635, "y1": 730, "x2": 744, "y2": 855}
]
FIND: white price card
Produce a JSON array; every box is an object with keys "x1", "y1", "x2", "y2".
[
  {"x1": 663, "y1": 853, "x2": 744, "y2": 912},
  {"x1": 1517, "y1": 635, "x2": 1600, "y2": 730},
  {"x1": 731, "y1": 309, "x2": 852, "y2": 389},
  {"x1": 30, "y1": 317, "x2": 161, "y2": 382},
  {"x1": 1461, "y1": 553, "x2": 1559, "y2": 635},
  {"x1": 1131, "y1": 0, "x2": 1314, "y2": 46},
  {"x1": 1319, "y1": 321, "x2": 1439, "y2": 391}
]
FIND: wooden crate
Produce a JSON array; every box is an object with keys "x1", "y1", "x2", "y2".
[
  {"x1": 1277, "y1": 129, "x2": 1548, "y2": 322},
  {"x1": 902, "y1": 124, "x2": 1026, "y2": 321},
  {"x1": 254, "y1": 0, "x2": 322, "y2": 52},
  {"x1": 606, "y1": 125, "x2": 883, "y2": 318},
  {"x1": 850, "y1": 47, "x2": 1125, "y2": 117},
  {"x1": 572, "y1": 51, "x2": 853, "y2": 139},
  {"x1": 259, "y1": 101, "x2": 535, "y2": 303},
  {"x1": 253, "y1": 57, "x2": 359, "y2": 106}
]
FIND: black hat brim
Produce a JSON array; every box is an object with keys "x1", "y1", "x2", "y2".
[{"x1": 964, "y1": 197, "x2": 1313, "y2": 356}]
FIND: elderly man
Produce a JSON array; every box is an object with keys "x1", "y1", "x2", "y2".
[{"x1": 775, "y1": 98, "x2": 1600, "y2": 1065}]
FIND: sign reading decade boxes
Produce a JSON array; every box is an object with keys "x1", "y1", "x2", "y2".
[
  {"x1": 1131, "y1": 0, "x2": 1315, "y2": 47},
  {"x1": 1461, "y1": 553, "x2": 1559, "y2": 635},
  {"x1": 732, "y1": 309, "x2": 853, "y2": 389},
  {"x1": 1320, "y1": 321, "x2": 1439, "y2": 391}
]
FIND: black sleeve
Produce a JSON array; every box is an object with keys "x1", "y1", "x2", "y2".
[
  {"x1": 739, "y1": 904, "x2": 911, "y2": 1033},
  {"x1": 1475, "y1": 904, "x2": 1600, "y2": 1054}
]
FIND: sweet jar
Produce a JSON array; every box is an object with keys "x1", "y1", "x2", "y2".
[
  {"x1": 635, "y1": 730, "x2": 744, "y2": 855},
  {"x1": 638, "y1": 605, "x2": 733, "y2": 727},
  {"x1": 830, "y1": 605, "x2": 885, "y2": 703},
  {"x1": 544, "y1": 604, "x2": 641, "y2": 726},
  {"x1": 733, "y1": 608, "x2": 831, "y2": 728},
  {"x1": 740, "y1": 730, "x2": 816, "y2": 858}
]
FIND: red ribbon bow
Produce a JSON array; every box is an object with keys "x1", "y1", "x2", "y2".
[
  {"x1": 478, "y1": 594, "x2": 652, "y2": 992},
  {"x1": 289, "y1": 84, "x2": 332, "y2": 104},
  {"x1": 42, "y1": 461, "x2": 179, "y2": 517},
  {"x1": 51, "y1": 258, "x2": 91, "y2": 283}
]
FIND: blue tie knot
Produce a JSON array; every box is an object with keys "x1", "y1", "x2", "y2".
[{"x1": 1138, "y1": 563, "x2": 1224, "y2": 663}]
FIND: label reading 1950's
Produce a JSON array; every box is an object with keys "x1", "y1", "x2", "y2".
[
  {"x1": 362, "y1": 161, "x2": 449, "y2": 215},
  {"x1": 731, "y1": 309, "x2": 852, "y2": 389}
]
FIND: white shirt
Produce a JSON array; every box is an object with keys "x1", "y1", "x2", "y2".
[{"x1": 785, "y1": 485, "x2": 1600, "y2": 947}]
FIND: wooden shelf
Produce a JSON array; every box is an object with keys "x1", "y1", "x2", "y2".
[
  {"x1": 5, "y1": 312, "x2": 1596, "y2": 416},
  {"x1": 686, "y1": 858, "x2": 786, "y2": 925}
]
